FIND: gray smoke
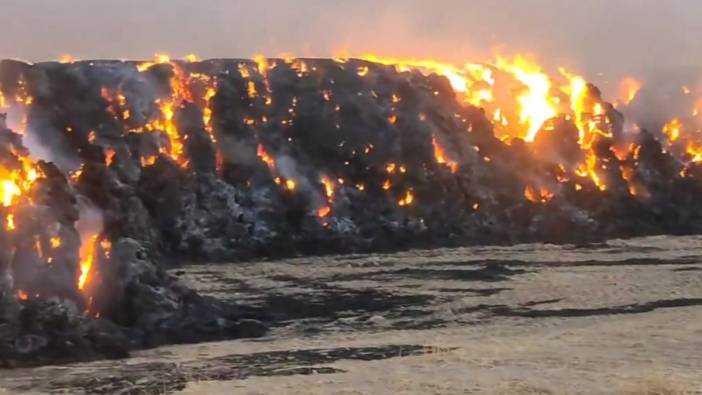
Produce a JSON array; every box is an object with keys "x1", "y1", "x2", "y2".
[
  {"x1": 3, "y1": 0, "x2": 700, "y2": 125},
  {"x1": 2, "y1": 1, "x2": 700, "y2": 74}
]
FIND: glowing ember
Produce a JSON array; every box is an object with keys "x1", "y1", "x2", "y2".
[
  {"x1": 398, "y1": 190, "x2": 415, "y2": 206},
  {"x1": 317, "y1": 206, "x2": 331, "y2": 218},
  {"x1": 105, "y1": 149, "x2": 116, "y2": 166},
  {"x1": 50, "y1": 237, "x2": 62, "y2": 248},
  {"x1": 257, "y1": 144, "x2": 276, "y2": 171},
  {"x1": 141, "y1": 155, "x2": 158, "y2": 167},
  {"x1": 247, "y1": 81, "x2": 258, "y2": 98},
  {"x1": 6, "y1": 214, "x2": 15, "y2": 231},
  {"x1": 16, "y1": 289, "x2": 29, "y2": 301}
]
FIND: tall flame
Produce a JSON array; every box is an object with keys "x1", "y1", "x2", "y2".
[
  {"x1": 78, "y1": 234, "x2": 99, "y2": 291},
  {"x1": 317, "y1": 176, "x2": 336, "y2": 218},
  {"x1": 496, "y1": 56, "x2": 557, "y2": 142}
]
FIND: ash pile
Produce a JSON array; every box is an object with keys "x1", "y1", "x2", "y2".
[{"x1": 1, "y1": 56, "x2": 701, "y2": 367}]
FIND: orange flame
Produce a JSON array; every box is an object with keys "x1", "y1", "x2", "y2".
[
  {"x1": 496, "y1": 55, "x2": 558, "y2": 142},
  {"x1": 141, "y1": 155, "x2": 158, "y2": 167},
  {"x1": 78, "y1": 234, "x2": 99, "y2": 291},
  {"x1": 321, "y1": 176, "x2": 335, "y2": 201},
  {"x1": 432, "y1": 136, "x2": 459, "y2": 173},
  {"x1": 247, "y1": 81, "x2": 258, "y2": 98},
  {"x1": 105, "y1": 149, "x2": 116, "y2": 166},
  {"x1": 524, "y1": 185, "x2": 555, "y2": 203},
  {"x1": 257, "y1": 144, "x2": 276, "y2": 171},
  {"x1": 6, "y1": 214, "x2": 15, "y2": 231},
  {"x1": 576, "y1": 153, "x2": 607, "y2": 191},
  {"x1": 0, "y1": 155, "x2": 43, "y2": 207},
  {"x1": 137, "y1": 55, "x2": 195, "y2": 166},
  {"x1": 50, "y1": 237, "x2": 62, "y2": 249},
  {"x1": 317, "y1": 206, "x2": 331, "y2": 218},
  {"x1": 617, "y1": 77, "x2": 642, "y2": 105},
  {"x1": 317, "y1": 176, "x2": 336, "y2": 218},
  {"x1": 663, "y1": 118, "x2": 682, "y2": 142},
  {"x1": 254, "y1": 55, "x2": 270, "y2": 77},
  {"x1": 136, "y1": 53, "x2": 172, "y2": 72},
  {"x1": 59, "y1": 54, "x2": 75, "y2": 64}
]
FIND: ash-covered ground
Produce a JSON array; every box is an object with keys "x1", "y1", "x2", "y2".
[
  {"x1": 1, "y1": 57, "x2": 702, "y2": 368},
  {"x1": 1, "y1": 236, "x2": 701, "y2": 394}
]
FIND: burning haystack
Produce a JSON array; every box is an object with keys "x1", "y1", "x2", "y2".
[{"x1": 1, "y1": 54, "x2": 701, "y2": 366}]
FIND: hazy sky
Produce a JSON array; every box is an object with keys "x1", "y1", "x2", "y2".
[{"x1": 1, "y1": 0, "x2": 701, "y2": 82}]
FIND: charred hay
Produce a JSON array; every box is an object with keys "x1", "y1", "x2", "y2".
[{"x1": 0, "y1": 57, "x2": 701, "y2": 367}]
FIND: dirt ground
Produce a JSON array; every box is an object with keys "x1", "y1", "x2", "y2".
[{"x1": 2, "y1": 235, "x2": 702, "y2": 394}]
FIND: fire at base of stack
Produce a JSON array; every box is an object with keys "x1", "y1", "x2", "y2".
[{"x1": 0, "y1": 55, "x2": 701, "y2": 367}]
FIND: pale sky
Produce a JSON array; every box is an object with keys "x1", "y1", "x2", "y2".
[{"x1": 1, "y1": 0, "x2": 701, "y2": 83}]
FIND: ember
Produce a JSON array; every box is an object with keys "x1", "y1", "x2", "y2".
[
  {"x1": 398, "y1": 190, "x2": 415, "y2": 207},
  {"x1": 16, "y1": 289, "x2": 28, "y2": 301}
]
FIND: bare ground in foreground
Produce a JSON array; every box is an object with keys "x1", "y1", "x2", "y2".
[{"x1": 1, "y1": 235, "x2": 702, "y2": 394}]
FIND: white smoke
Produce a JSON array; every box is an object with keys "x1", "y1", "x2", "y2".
[{"x1": 75, "y1": 196, "x2": 104, "y2": 242}]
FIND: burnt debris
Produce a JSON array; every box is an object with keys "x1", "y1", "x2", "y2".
[{"x1": 0, "y1": 57, "x2": 702, "y2": 367}]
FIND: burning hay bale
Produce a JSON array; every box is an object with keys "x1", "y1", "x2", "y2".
[{"x1": 1, "y1": 54, "x2": 702, "y2": 367}]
